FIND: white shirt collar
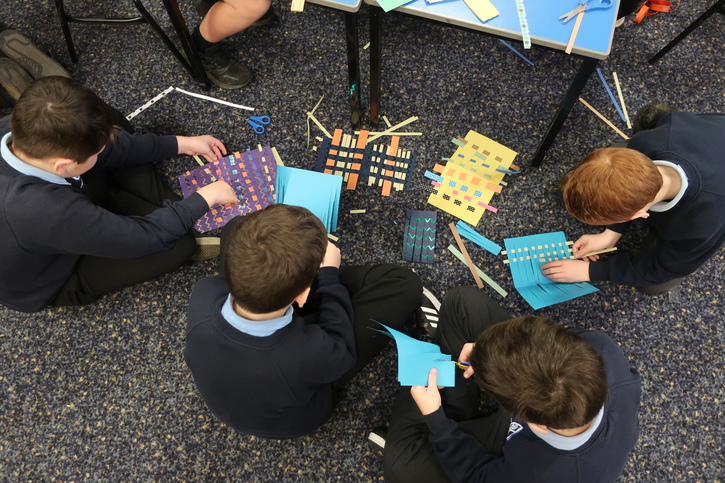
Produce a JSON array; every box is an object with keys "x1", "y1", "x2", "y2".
[
  {"x1": 221, "y1": 294, "x2": 294, "y2": 337},
  {"x1": 1, "y1": 132, "x2": 70, "y2": 185},
  {"x1": 650, "y1": 160, "x2": 688, "y2": 212},
  {"x1": 530, "y1": 406, "x2": 605, "y2": 451}
]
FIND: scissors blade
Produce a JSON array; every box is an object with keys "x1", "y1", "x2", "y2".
[{"x1": 559, "y1": 3, "x2": 586, "y2": 22}]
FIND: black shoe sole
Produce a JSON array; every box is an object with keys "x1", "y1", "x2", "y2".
[
  {"x1": 0, "y1": 29, "x2": 71, "y2": 80},
  {"x1": 0, "y1": 57, "x2": 33, "y2": 105}
]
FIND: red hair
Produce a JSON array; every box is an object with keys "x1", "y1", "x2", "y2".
[{"x1": 561, "y1": 148, "x2": 662, "y2": 225}]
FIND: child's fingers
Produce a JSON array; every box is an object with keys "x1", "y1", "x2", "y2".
[{"x1": 427, "y1": 368, "x2": 438, "y2": 388}]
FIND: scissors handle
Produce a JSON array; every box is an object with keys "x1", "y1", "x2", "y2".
[
  {"x1": 586, "y1": 0, "x2": 613, "y2": 11},
  {"x1": 247, "y1": 119, "x2": 265, "y2": 134},
  {"x1": 250, "y1": 115, "x2": 271, "y2": 125}
]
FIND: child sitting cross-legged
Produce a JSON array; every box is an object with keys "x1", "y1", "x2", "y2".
[{"x1": 185, "y1": 204, "x2": 422, "y2": 438}]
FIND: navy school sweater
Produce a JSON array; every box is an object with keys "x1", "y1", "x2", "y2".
[
  {"x1": 424, "y1": 328, "x2": 641, "y2": 483},
  {"x1": 589, "y1": 112, "x2": 725, "y2": 286},
  {"x1": 0, "y1": 116, "x2": 209, "y2": 312},
  {"x1": 184, "y1": 269, "x2": 357, "y2": 439}
]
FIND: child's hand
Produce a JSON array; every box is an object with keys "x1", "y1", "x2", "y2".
[
  {"x1": 541, "y1": 259, "x2": 590, "y2": 283},
  {"x1": 321, "y1": 241, "x2": 341, "y2": 268},
  {"x1": 410, "y1": 368, "x2": 443, "y2": 415},
  {"x1": 177, "y1": 135, "x2": 228, "y2": 162},
  {"x1": 573, "y1": 230, "x2": 622, "y2": 260},
  {"x1": 458, "y1": 343, "x2": 475, "y2": 379},
  {"x1": 196, "y1": 180, "x2": 238, "y2": 208}
]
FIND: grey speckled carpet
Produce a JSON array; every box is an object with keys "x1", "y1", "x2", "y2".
[{"x1": 1, "y1": 0, "x2": 723, "y2": 481}]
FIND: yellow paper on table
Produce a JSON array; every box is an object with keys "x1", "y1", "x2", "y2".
[
  {"x1": 463, "y1": 0, "x2": 499, "y2": 23},
  {"x1": 427, "y1": 130, "x2": 517, "y2": 226}
]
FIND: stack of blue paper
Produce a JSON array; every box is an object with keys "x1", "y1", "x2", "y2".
[{"x1": 276, "y1": 166, "x2": 342, "y2": 232}]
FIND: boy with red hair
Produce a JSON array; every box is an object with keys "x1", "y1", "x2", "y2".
[{"x1": 543, "y1": 107, "x2": 725, "y2": 295}]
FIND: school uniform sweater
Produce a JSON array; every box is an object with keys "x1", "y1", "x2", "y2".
[
  {"x1": 423, "y1": 328, "x2": 641, "y2": 483},
  {"x1": 184, "y1": 269, "x2": 356, "y2": 439},
  {"x1": 0, "y1": 116, "x2": 209, "y2": 312},
  {"x1": 589, "y1": 112, "x2": 725, "y2": 286}
]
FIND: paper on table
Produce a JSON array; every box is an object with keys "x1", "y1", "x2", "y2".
[{"x1": 463, "y1": 0, "x2": 500, "y2": 23}]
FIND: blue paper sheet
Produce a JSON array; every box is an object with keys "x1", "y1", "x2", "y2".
[
  {"x1": 276, "y1": 166, "x2": 342, "y2": 232},
  {"x1": 371, "y1": 322, "x2": 456, "y2": 387},
  {"x1": 503, "y1": 232, "x2": 599, "y2": 310}
]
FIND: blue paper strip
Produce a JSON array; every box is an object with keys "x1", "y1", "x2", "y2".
[{"x1": 596, "y1": 67, "x2": 627, "y2": 124}]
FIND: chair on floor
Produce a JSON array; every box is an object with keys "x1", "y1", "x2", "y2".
[
  {"x1": 54, "y1": 0, "x2": 210, "y2": 88},
  {"x1": 648, "y1": 0, "x2": 725, "y2": 63}
]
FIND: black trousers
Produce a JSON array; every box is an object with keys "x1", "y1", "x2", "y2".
[
  {"x1": 219, "y1": 215, "x2": 423, "y2": 388},
  {"x1": 383, "y1": 286, "x2": 513, "y2": 483},
  {"x1": 50, "y1": 107, "x2": 196, "y2": 307}
]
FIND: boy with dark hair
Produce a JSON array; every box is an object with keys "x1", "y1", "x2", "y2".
[
  {"x1": 383, "y1": 286, "x2": 641, "y2": 483},
  {"x1": 0, "y1": 76, "x2": 238, "y2": 312},
  {"x1": 185, "y1": 204, "x2": 422, "y2": 439},
  {"x1": 541, "y1": 108, "x2": 725, "y2": 295}
]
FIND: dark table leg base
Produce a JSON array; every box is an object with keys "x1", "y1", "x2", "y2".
[{"x1": 530, "y1": 56, "x2": 599, "y2": 167}]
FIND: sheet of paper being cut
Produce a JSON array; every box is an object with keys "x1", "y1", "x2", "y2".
[{"x1": 370, "y1": 321, "x2": 456, "y2": 387}]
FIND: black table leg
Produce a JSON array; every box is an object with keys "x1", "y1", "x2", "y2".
[
  {"x1": 648, "y1": 0, "x2": 725, "y2": 64},
  {"x1": 369, "y1": 5, "x2": 383, "y2": 127},
  {"x1": 530, "y1": 56, "x2": 599, "y2": 167},
  {"x1": 344, "y1": 11, "x2": 362, "y2": 129}
]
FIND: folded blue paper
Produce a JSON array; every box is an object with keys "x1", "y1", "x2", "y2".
[
  {"x1": 276, "y1": 166, "x2": 342, "y2": 232},
  {"x1": 371, "y1": 321, "x2": 456, "y2": 387}
]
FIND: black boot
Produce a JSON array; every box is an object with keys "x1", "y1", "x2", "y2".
[{"x1": 193, "y1": 29, "x2": 253, "y2": 90}]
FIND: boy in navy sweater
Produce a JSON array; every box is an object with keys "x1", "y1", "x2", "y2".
[
  {"x1": 541, "y1": 110, "x2": 725, "y2": 295},
  {"x1": 0, "y1": 76, "x2": 238, "y2": 312},
  {"x1": 185, "y1": 204, "x2": 421, "y2": 438},
  {"x1": 383, "y1": 286, "x2": 641, "y2": 483}
]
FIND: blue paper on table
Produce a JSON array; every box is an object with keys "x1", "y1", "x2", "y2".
[
  {"x1": 503, "y1": 231, "x2": 598, "y2": 310},
  {"x1": 276, "y1": 165, "x2": 342, "y2": 232},
  {"x1": 371, "y1": 321, "x2": 456, "y2": 387}
]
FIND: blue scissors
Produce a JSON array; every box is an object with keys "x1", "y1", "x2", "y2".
[
  {"x1": 247, "y1": 115, "x2": 271, "y2": 134},
  {"x1": 559, "y1": 0, "x2": 612, "y2": 22}
]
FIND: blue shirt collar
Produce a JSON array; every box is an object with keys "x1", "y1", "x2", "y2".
[
  {"x1": 1, "y1": 132, "x2": 70, "y2": 185},
  {"x1": 221, "y1": 294, "x2": 294, "y2": 337},
  {"x1": 650, "y1": 160, "x2": 688, "y2": 212},
  {"x1": 530, "y1": 406, "x2": 605, "y2": 451}
]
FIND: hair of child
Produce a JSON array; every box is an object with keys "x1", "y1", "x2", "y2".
[
  {"x1": 11, "y1": 76, "x2": 115, "y2": 164},
  {"x1": 223, "y1": 204, "x2": 328, "y2": 314},
  {"x1": 560, "y1": 147, "x2": 662, "y2": 225},
  {"x1": 470, "y1": 316, "x2": 608, "y2": 430}
]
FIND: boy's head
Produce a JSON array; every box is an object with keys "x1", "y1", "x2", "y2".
[
  {"x1": 560, "y1": 147, "x2": 662, "y2": 225},
  {"x1": 10, "y1": 76, "x2": 114, "y2": 164},
  {"x1": 470, "y1": 316, "x2": 608, "y2": 430},
  {"x1": 224, "y1": 204, "x2": 328, "y2": 314}
]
